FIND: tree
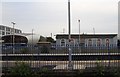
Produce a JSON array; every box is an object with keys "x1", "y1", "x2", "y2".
[
  {"x1": 46, "y1": 37, "x2": 55, "y2": 43},
  {"x1": 20, "y1": 48, "x2": 29, "y2": 54},
  {"x1": 38, "y1": 36, "x2": 46, "y2": 42}
]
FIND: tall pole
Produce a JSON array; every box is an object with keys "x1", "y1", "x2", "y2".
[
  {"x1": 68, "y1": 0, "x2": 71, "y2": 40},
  {"x1": 32, "y1": 29, "x2": 33, "y2": 45},
  {"x1": 68, "y1": 0, "x2": 73, "y2": 70},
  {"x1": 51, "y1": 33, "x2": 52, "y2": 38},
  {"x1": 11, "y1": 22, "x2": 15, "y2": 54},
  {"x1": 78, "y1": 20, "x2": 81, "y2": 49},
  {"x1": 31, "y1": 29, "x2": 34, "y2": 66},
  {"x1": 31, "y1": 29, "x2": 34, "y2": 53},
  {"x1": 93, "y1": 27, "x2": 95, "y2": 35}
]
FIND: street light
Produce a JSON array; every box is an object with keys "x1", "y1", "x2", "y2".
[
  {"x1": 31, "y1": 29, "x2": 34, "y2": 66},
  {"x1": 78, "y1": 20, "x2": 81, "y2": 52},
  {"x1": 11, "y1": 22, "x2": 16, "y2": 54},
  {"x1": 32, "y1": 29, "x2": 34, "y2": 46}
]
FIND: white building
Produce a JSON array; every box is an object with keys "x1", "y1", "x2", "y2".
[
  {"x1": 0, "y1": 25, "x2": 22, "y2": 37},
  {"x1": 56, "y1": 34, "x2": 117, "y2": 47}
]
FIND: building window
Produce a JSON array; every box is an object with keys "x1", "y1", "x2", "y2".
[
  {"x1": 15, "y1": 29, "x2": 17, "y2": 33},
  {"x1": 106, "y1": 38, "x2": 109, "y2": 46},
  {"x1": 97, "y1": 39, "x2": 101, "y2": 46},
  {"x1": 6, "y1": 32, "x2": 10, "y2": 35},
  {"x1": 88, "y1": 39, "x2": 92, "y2": 46},
  {"x1": 61, "y1": 39, "x2": 65, "y2": 47},
  {"x1": 19, "y1": 30, "x2": 22, "y2": 33},
  {"x1": 0, "y1": 26, "x2": 2, "y2": 30},
  {"x1": 0, "y1": 31, "x2": 1, "y2": 35},
  {"x1": 0, "y1": 26, "x2": 5, "y2": 30},
  {"x1": 6, "y1": 27, "x2": 10, "y2": 31},
  {"x1": 15, "y1": 29, "x2": 21, "y2": 33},
  {"x1": 2, "y1": 32, "x2": 5, "y2": 35}
]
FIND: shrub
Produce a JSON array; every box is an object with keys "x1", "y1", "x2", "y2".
[
  {"x1": 10, "y1": 62, "x2": 32, "y2": 77},
  {"x1": 94, "y1": 64, "x2": 105, "y2": 77},
  {"x1": 20, "y1": 48, "x2": 29, "y2": 54},
  {"x1": 41, "y1": 46, "x2": 49, "y2": 53}
]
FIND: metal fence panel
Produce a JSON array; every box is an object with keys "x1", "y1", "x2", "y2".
[{"x1": 1, "y1": 44, "x2": 120, "y2": 73}]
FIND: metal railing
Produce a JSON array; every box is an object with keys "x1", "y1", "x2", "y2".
[
  {"x1": 1, "y1": 44, "x2": 120, "y2": 73},
  {"x1": 2, "y1": 44, "x2": 120, "y2": 54}
]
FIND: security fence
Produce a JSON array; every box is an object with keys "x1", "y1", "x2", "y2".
[
  {"x1": 2, "y1": 44, "x2": 120, "y2": 54},
  {"x1": 1, "y1": 44, "x2": 120, "y2": 74}
]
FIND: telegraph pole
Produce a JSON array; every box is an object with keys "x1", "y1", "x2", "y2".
[{"x1": 68, "y1": 0, "x2": 73, "y2": 70}]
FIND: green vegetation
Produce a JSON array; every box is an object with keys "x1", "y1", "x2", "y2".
[
  {"x1": 9, "y1": 62, "x2": 32, "y2": 77},
  {"x1": 38, "y1": 67, "x2": 52, "y2": 76},
  {"x1": 3, "y1": 61, "x2": 120, "y2": 77},
  {"x1": 41, "y1": 46, "x2": 49, "y2": 53},
  {"x1": 77, "y1": 62, "x2": 120, "y2": 77},
  {"x1": 20, "y1": 48, "x2": 29, "y2": 54},
  {"x1": 46, "y1": 37, "x2": 55, "y2": 43},
  {"x1": 38, "y1": 36, "x2": 46, "y2": 42},
  {"x1": 38, "y1": 36, "x2": 55, "y2": 43}
]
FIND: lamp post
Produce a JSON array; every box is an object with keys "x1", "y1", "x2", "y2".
[
  {"x1": 93, "y1": 28, "x2": 95, "y2": 34},
  {"x1": 32, "y1": 29, "x2": 34, "y2": 46},
  {"x1": 11, "y1": 22, "x2": 16, "y2": 54},
  {"x1": 68, "y1": 0, "x2": 73, "y2": 70},
  {"x1": 78, "y1": 20, "x2": 81, "y2": 52},
  {"x1": 31, "y1": 29, "x2": 34, "y2": 66}
]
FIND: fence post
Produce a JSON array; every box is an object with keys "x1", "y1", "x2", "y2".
[
  {"x1": 68, "y1": 47, "x2": 73, "y2": 70},
  {"x1": 0, "y1": 41, "x2": 2, "y2": 76},
  {"x1": 108, "y1": 44, "x2": 110, "y2": 67}
]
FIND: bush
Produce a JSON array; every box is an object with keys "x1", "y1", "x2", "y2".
[
  {"x1": 77, "y1": 63, "x2": 120, "y2": 77},
  {"x1": 94, "y1": 65, "x2": 105, "y2": 77},
  {"x1": 10, "y1": 62, "x2": 32, "y2": 77},
  {"x1": 41, "y1": 46, "x2": 49, "y2": 53},
  {"x1": 20, "y1": 48, "x2": 29, "y2": 54}
]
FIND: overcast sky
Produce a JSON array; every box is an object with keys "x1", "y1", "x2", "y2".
[{"x1": 1, "y1": 0, "x2": 119, "y2": 38}]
